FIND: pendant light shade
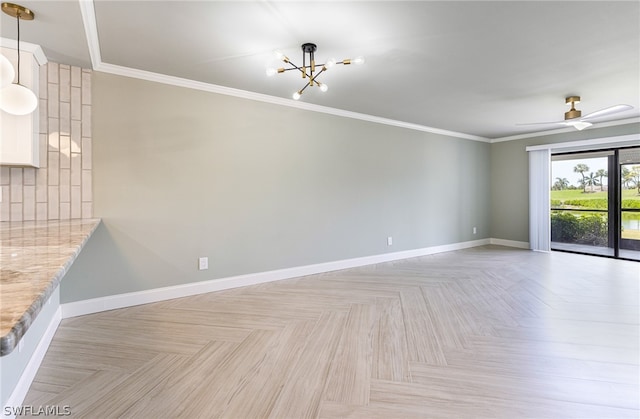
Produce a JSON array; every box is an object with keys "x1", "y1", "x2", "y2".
[
  {"x1": 0, "y1": 2, "x2": 37, "y2": 115},
  {"x1": 0, "y1": 82, "x2": 37, "y2": 115},
  {"x1": 0, "y1": 54, "x2": 15, "y2": 88}
]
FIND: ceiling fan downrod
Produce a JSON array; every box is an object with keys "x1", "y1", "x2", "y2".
[{"x1": 565, "y1": 96, "x2": 582, "y2": 120}]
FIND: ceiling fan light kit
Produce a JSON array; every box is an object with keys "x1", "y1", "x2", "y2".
[
  {"x1": 0, "y1": 2, "x2": 38, "y2": 116},
  {"x1": 266, "y1": 43, "x2": 364, "y2": 101}
]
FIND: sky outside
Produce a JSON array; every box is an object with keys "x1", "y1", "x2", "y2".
[{"x1": 551, "y1": 157, "x2": 608, "y2": 188}]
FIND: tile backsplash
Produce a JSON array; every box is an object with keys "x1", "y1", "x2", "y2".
[{"x1": 0, "y1": 63, "x2": 92, "y2": 222}]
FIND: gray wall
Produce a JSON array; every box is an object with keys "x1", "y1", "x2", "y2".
[
  {"x1": 61, "y1": 72, "x2": 491, "y2": 302},
  {"x1": 490, "y1": 123, "x2": 640, "y2": 243}
]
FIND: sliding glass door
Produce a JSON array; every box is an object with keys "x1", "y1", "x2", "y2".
[
  {"x1": 620, "y1": 148, "x2": 640, "y2": 260},
  {"x1": 550, "y1": 147, "x2": 639, "y2": 261}
]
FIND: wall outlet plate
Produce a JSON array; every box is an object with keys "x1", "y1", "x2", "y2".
[
  {"x1": 198, "y1": 257, "x2": 208, "y2": 270},
  {"x1": 387, "y1": 236, "x2": 393, "y2": 246}
]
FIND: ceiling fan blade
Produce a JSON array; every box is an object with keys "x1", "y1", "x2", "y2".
[
  {"x1": 581, "y1": 104, "x2": 633, "y2": 120},
  {"x1": 515, "y1": 121, "x2": 566, "y2": 126}
]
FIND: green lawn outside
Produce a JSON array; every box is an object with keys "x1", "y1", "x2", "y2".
[
  {"x1": 551, "y1": 189, "x2": 640, "y2": 211},
  {"x1": 550, "y1": 189, "x2": 640, "y2": 201}
]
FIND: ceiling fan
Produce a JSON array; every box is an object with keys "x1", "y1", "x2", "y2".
[{"x1": 517, "y1": 96, "x2": 633, "y2": 131}]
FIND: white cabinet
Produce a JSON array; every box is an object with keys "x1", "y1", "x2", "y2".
[{"x1": 0, "y1": 42, "x2": 46, "y2": 167}]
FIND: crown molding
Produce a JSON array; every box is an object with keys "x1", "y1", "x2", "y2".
[
  {"x1": 78, "y1": 0, "x2": 638, "y2": 144},
  {"x1": 78, "y1": 0, "x2": 101, "y2": 70},
  {"x1": 77, "y1": 1, "x2": 488, "y2": 143},
  {"x1": 490, "y1": 117, "x2": 640, "y2": 143},
  {"x1": 103, "y1": 62, "x2": 491, "y2": 142},
  {"x1": 525, "y1": 133, "x2": 640, "y2": 153},
  {"x1": 0, "y1": 37, "x2": 47, "y2": 65}
]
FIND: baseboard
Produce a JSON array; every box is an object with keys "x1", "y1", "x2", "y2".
[
  {"x1": 489, "y1": 238, "x2": 530, "y2": 249},
  {"x1": 2, "y1": 305, "x2": 61, "y2": 418},
  {"x1": 61, "y1": 238, "x2": 492, "y2": 319}
]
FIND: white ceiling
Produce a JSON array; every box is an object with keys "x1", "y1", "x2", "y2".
[{"x1": 2, "y1": 1, "x2": 639, "y2": 139}]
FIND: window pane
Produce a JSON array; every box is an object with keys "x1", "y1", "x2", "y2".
[
  {"x1": 620, "y1": 147, "x2": 640, "y2": 260},
  {"x1": 550, "y1": 154, "x2": 610, "y2": 255}
]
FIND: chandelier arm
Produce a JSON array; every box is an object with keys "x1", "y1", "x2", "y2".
[
  {"x1": 282, "y1": 60, "x2": 309, "y2": 78},
  {"x1": 310, "y1": 66, "x2": 327, "y2": 86},
  {"x1": 298, "y1": 81, "x2": 311, "y2": 94}
]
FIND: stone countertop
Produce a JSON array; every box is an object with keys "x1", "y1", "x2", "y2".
[{"x1": 0, "y1": 218, "x2": 100, "y2": 356}]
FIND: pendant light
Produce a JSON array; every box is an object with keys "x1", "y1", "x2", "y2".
[
  {"x1": 0, "y1": 2, "x2": 38, "y2": 116},
  {"x1": 0, "y1": 53, "x2": 15, "y2": 88}
]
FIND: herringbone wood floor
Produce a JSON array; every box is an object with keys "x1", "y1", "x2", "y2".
[{"x1": 21, "y1": 246, "x2": 639, "y2": 418}]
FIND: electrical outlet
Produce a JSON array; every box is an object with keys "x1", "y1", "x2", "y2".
[
  {"x1": 473, "y1": 227, "x2": 477, "y2": 235},
  {"x1": 198, "y1": 257, "x2": 208, "y2": 270},
  {"x1": 387, "y1": 236, "x2": 393, "y2": 246}
]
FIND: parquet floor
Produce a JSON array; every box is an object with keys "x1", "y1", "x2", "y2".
[{"x1": 21, "y1": 246, "x2": 640, "y2": 418}]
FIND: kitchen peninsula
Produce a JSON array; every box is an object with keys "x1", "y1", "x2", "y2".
[{"x1": 0, "y1": 219, "x2": 100, "y2": 356}]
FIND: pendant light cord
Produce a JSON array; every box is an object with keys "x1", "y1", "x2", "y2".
[{"x1": 16, "y1": 11, "x2": 21, "y2": 84}]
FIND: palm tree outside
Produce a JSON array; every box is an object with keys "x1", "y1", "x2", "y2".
[
  {"x1": 573, "y1": 164, "x2": 590, "y2": 193},
  {"x1": 553, "y1": 177, "x2": 570, "y2": 190},
  {"x1": 596, "y1": 169, "x2": 608, "y2": 191},
  {"x1": 622, "y1": 167, "x2": 634, "y2": 189},
  {"x1": 622, "y1": 165, "x2": 640, "y2": 193},
  {"x1": 584, "y1": 172, "x2": 600, "y2": 192}
]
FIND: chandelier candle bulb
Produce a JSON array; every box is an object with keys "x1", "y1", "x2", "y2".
[{"x1": 274, "y1": 50, "x2": 290, "y2": 63}]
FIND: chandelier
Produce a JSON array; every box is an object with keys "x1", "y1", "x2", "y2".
[{"x1": 266, "y1": 43, "x2": 364, "y2": 100}]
